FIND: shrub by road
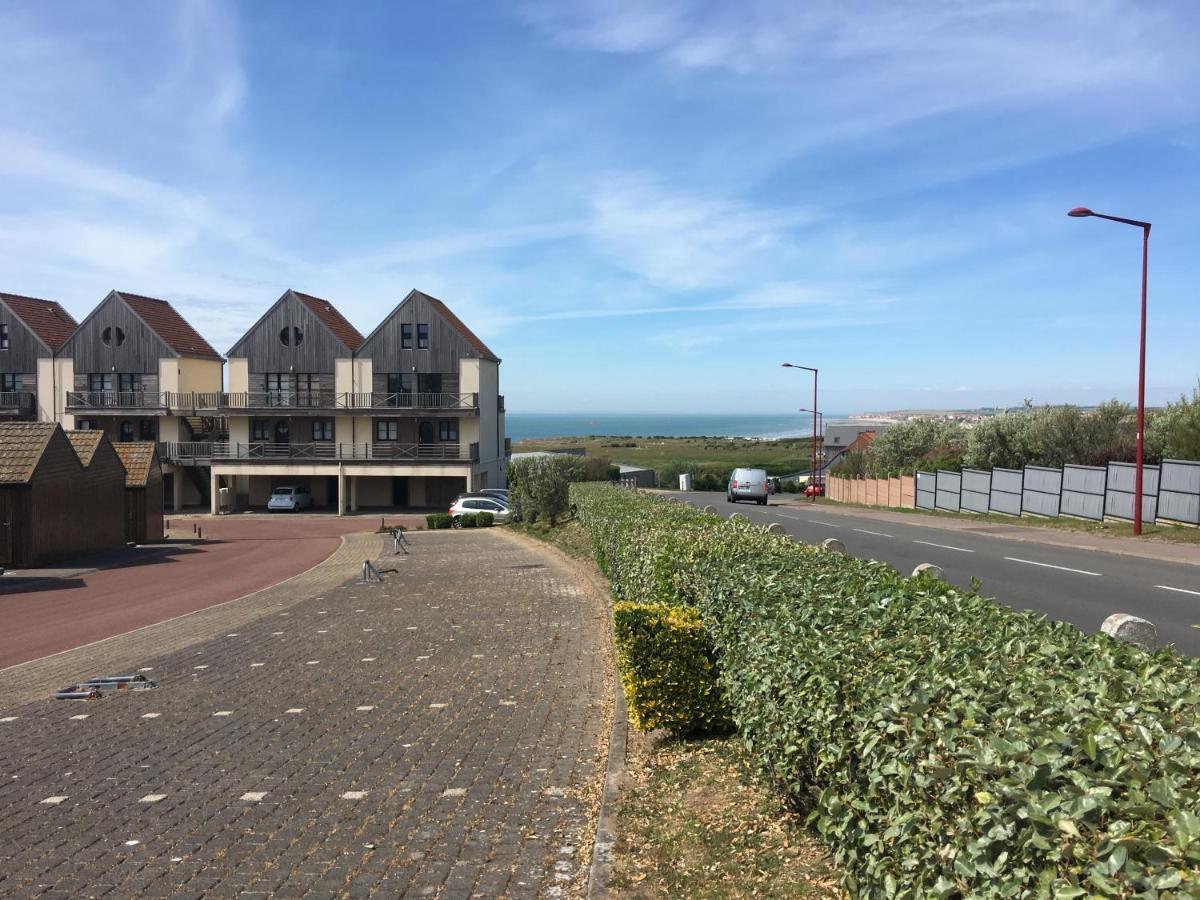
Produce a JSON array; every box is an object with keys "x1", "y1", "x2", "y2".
[{"x1": 573, "y1": 483, "x2": 1200, "y2": 897}]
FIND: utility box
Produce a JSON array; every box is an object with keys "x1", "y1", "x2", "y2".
[
  {"x1": 679, "y1": 473, "x2": 693, "y2": 491},
  {"x1": 217, "y1": 486, "x2": 231, "y2": 514}
]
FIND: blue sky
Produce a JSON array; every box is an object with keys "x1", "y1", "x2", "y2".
[{"x1": 2, "y1": 1, "x2": 1199, "y2": 414}]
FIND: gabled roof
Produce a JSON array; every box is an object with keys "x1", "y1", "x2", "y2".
[
  {"x1": 0, "y1": 422, "x2": 58, "y2": 483},
  {"x1": 113, "y1": 291, "x2": 223, "y2": 361},
  {"x1": 65, "y1": 430, "x2": 105, "y2": 466},
  {"x1": 292, "y1": 290, "x2": 364, "y2": 352},
  {"x1": 363, "y1": 289, "x2": 499, "y2": 362},
  {"x1": 113, "y1": 442, "x2": 157, "y2": 487},
  {"x1": 0, "y1": 292, "x2": 78, "y2": 351}
]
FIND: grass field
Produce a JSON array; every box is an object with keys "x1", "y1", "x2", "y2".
[{"x1": 513, "y1": 435, "x2": 817, "y2": 477}]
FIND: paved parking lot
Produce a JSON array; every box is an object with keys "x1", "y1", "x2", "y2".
[{"x1": 0, "y1": 529, "x2": 611, "y2": 898}]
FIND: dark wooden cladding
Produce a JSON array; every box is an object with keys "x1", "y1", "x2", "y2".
[
  {"x1": 359, "y1": 292, "x2": 481, "y2": 373},
  {"x1": 0, "y1": 298, "x2": 54, "y2": 375},
  {"x1": 228, "y1": 291, "x2": 353, "y2": 372},
  {"x1": 61, "y1": 292, "x2": 173, "y2": 374}
]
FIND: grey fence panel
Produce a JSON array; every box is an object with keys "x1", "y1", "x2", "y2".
[
  {"x1": 1060, "y1": 464, "x2": 1106, "y2": 521},
  {"x1": 1158, "y1": 459, "x2": 1200, "y2": 525},
  {"x1": 935, "y1": 470, "x2": 961, "y2": 512},
  {"x1": 960, "y1": 469, "x2": 991, "y2": 513},
  {"x1": 1022, "y1": 465, "x2": 1062, "y2": 517},
  {"x1": 989, "y1": 468, "x2": 1023, "y2": 516},
  {"x1": 1105, "y1": 461, "x2": 1159, "y2": 523},
  {"x1": 915, "y1": 471, "x2": 936, "y2": 510}
]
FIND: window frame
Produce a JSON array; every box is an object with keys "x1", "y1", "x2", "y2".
[
  {"x1": 375, "y1": 419, "x2": 398, "y2": 442},
  {"x1": 311, "y1": 419, "x2": 333, "y2": 441},
  {"x1": 401, "y1": 323, "x2": 413, "y2": 349},
  {"x1": 417, "y1": 323, "x2": 429, "y2": 349},
  {"x1": 438, "y1": 420, "x2": 458, "y2": 442},
  {"x1": 139, "y1": 419, "x2": 158, "y2": 441},
  {"x1": 0, "y1": 373, "x2": 19, "y2": 392},
  {"x1": 0, "y1": 322, "x2": 8, "y2": 350},
  {"x1": 251, "y1": 419, "x2": 271, "y2": 441},
  {"x1": 119, "y1": 420, "x2": 135, "y2": 442}
]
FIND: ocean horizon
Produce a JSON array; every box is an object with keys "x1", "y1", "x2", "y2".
[{"x1": 505, "y1": 412, "x2": 852, "y2": 442}]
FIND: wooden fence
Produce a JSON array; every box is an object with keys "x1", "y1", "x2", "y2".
[{"x1": 827, "y1": 474, "x2": 915, "y2": 509}]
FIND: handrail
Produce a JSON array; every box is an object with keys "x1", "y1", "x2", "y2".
[
  {"x1": 73, "y1": 390, "x2": 481, "y2": 413},
  {"x1": 66, "y1": 391, "x2": 168, "y2": 409},
  {"x1": 337, "y1": 392, "x2": 477, "y2": 410},
  {"x1": 160, "y1": 441, "x2": 477, "y2": 462},
  {"x1": 0, "y1": 391, "x2": 34, "y2": 410}
]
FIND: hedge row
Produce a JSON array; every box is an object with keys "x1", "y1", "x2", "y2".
[{"x1": 572, "y1": 483, "x2": 1200, "y2": 897}]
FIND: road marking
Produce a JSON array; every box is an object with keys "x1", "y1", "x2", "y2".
[
  {"x1": 356, "y1": 705, "x2": 375, "y2": 712},
  {"x1": 213, "y1": 710, "x2": 233, "y2": 717},
  {"x1": 807, "y1": 520, "x2": 842, "y2": 528},
  {"x1": 1157, "y1": 584, "x2": 1200, "y2": 597},
  {"x1": 285, "y1": 708, "x2": 304, "y2": 714},
  {"x1": 853, "y1": 528, "x2": 895, "y2": 538},
  {"x1": 914, "y1": 540, "x2": 975, "y2": 553},
  {"x1": 0, "y1": 717, "x2": 17, "y2": 723},
  {"x1": 250, "y1": 662, "x2": 265, "y2": 668},
  {"x1": 139, "y1": 794, "x2": 166, "y2": 803},
  {"x1": 69, "y1": 714, "x2": 89, "y2": 720},
  {"x1": 240, "y1": 792, "x2": 267, "y2": 802},
  {"x1": 341, "y1": 791, "x2": 367, "y2": 800},
  {"x1": 442, "y1": 788, "x2": 466, "y2": 797},
  {"x1": 40, "y1": 796, "x2": 67, "y2": 805},
  {"x1": 361, "y1": 657, "x2": 377, "y2": 662},
  {"x1": 141, "y1": 713, "x2": 160, "y2": 719},
  {"x1": 1004, "y1": 557, "x2": 1101, "y2": 577}
]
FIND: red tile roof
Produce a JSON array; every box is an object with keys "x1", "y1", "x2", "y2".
[
  {"x1": 417, "y1": 291, "x2": 499, "y2": 362},
  {"x1": 0, "y1": 292, "x2": 78, "y2": 351},
  {"x1": 116, "y1": 292, "x2": 222, "y2": 360},
  {"x1": 292, "y1": 291, "x2": 364, "y2": 352}
]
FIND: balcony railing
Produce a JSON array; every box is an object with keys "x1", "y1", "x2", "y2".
[
  {"x1": 67, "y1": 391, "x2": 168, "y2": 410},
  {"x1": 0, "y1": 391, "x2": 35, "y2": 413},
  {"x1": 160, "y1": 441, "x2": 480, "y2": 463},
  {"x1": 338, "y1": 392, "x2": 477, "y2": 410}
]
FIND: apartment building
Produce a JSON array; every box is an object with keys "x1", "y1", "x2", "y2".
[{"x1": 0, "y1": 292, "x2": 78, "y2": 422}]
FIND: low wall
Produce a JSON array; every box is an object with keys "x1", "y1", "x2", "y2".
[{"x1": 828, "y1": 475, "x2": 914, "y2": 509}]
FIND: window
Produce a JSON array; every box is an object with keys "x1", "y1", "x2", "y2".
[
  {"x1": 439, "y1": 420, "x2": 458, "y2": 441},
  {"x1": 77, "y1": 419, "x2": 97, "y2": 430},
  {"x1": 266, "y1": 373, "x2": 289, "y2": 406},
  {"x1": 312, "y1": 420, "x2": 333, "y2": 441},
  {"x1": 279, "y1": 326, "x2": 304, "y2": 346},
  {"x1": 417, "y1": 323, "x2": 429, "y2": 349},
  {"x1": 401, "y1": 323, "x2": 413, "y2": 349},
  {"x1": 88, "y1": 373, "x2": 113, "y2": 392},
  {"x1": 375, "y1": 420, "x2": 397, "y2": 441},
  {"x1": 251, "y1": 419, "x2": 271, "y2": 441},
  {"x1": 119, "y1": 373, "x2": 142, "y2": 392},
  {"x1": 386, "y1": 373, "x2": 412, "y2": 394},
  {"x1": 417, "y1": 373, "x2": 441, "y2": 394},
  {"x1": 119, "y1": 421, "x2": 135, "y2": 442},
  {"x1": 139, "y1": 419, "x2": 158, "y2": 441},
  {"x1": 101, "y1": 326, "x2": 125, "y2": 347},
  {"x1": 0, "y1": 323, "x2": 8, "y2": 350},
  {"x1": 0, "y1": 374, "x2": 19, "y2": 392},
  {"x1": 295, "y1": 373, "x2": 317, "y2": 405}
]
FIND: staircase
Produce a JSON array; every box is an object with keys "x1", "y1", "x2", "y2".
[{"x1": 183, "y1": 415, "x2": 228, "y2": 441}]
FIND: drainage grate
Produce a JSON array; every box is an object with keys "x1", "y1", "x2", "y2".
[{"x1": 55, "y1": 674, "x2": 158, "y2": 700}]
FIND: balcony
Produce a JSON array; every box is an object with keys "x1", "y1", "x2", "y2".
[
  {"x1": 338, "y1": 392, "x2": 477, "y2": 411},
  {"x1": 67, "y1": 391, "x2": 169, "y2": 412},
  {"x1": 161, "y1": 441, "x2": 480, "y2": 464},
  {"x1": 0, "y1": 391, "x2": 35, "y2": 416}
]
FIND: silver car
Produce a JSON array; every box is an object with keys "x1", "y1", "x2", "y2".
[
  {"x1": 448, "y1": 495, "x2": 511, "y2": 526},
  {"x1": 727, "y1": 467, "x2": 769, "y2": 505}
]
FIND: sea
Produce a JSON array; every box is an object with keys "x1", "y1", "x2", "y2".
[{"x1": 505, "y1": 412, "x2": 850, "y2": 442}]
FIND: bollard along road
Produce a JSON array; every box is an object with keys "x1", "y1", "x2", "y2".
[{"x1": 661, "y1": 490, "x2": 1200, "y2": 656}]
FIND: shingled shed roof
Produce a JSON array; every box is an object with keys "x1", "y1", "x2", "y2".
[
  {"x1": 115, "y1": 291, "x2": 223, "y2": 360},
  {"x1": 65, "y1": 430, "x2": 105, "y2": 466},
  {"x1": 0, "y1": 292, "x2": 78, "y2": 351},
  {"x1": 292, "y1": 290, "x2": 365, "y2": 352},
  {"x1": 112, "y1": 442, "x2": 157, "y2": 487},
  {"x1": 0, "y1": 422, "x2": 57, "y2": 484}
]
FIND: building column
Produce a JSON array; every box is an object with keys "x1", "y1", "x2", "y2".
[
  {"x1": 173, "y1": 466, "x2": 185, "y2": 512},
  {"x1": 210, "y1": 471, "x2": 219, "y2": 516},
  {"x1": 466, "y1": 469, "x2": 474, "y2": 491},
  {"x1": 337, "y1": 467, "x2": 346, "y2": 517},
  {"x1": 350, "y1": 476, "x2": 359, "y2": 513}
]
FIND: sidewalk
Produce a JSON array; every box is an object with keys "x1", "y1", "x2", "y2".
[
  {"x1": 785, "y1": 499, "x2": 1200, "y2": 568},
  {"x1": 0, "y1": 530, "x2": 611, "y2": 898}
]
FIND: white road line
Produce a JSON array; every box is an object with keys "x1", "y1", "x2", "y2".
[
  {"x1": 807, "y1": 520, "x2": 842, "y2": 528},
  {"x1": 1004, "y1": 557, "x2": 1101, "y2": 577},
  {"x1": 853, "y1": 528, "x2": 895, "y2": 538},
  {"x1": 913, "y1": 540, "x2": 974, "y2": 553},
  {"x1": 1157, "y1": 584, "x2": 1200, "y2": 597},
  {"x1": 773, "y1": 512, "x2": 806, "y2": 521}
]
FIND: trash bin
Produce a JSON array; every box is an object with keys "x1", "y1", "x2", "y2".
[{"x1": 679, "y1": 473, "x2": 693, "y2": 491}]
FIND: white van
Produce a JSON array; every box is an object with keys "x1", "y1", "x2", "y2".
[{"x1": 727, "y1": 468, "x2": 770, "y2": 505}]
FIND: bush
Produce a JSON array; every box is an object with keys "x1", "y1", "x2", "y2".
[
  {"x1": 613, "y1": 601, "x2": 733, "y2": 735},
  {"x1": 426, "y1": 513, "x2": 453, "y2": 529},
  {"x1": 476, "y1": 511, "x2": 494, "y2": 527},
  {"x1": 508, "y1": 454, "x2": 587, "y2": 526},
  {"x1": 572, "y1": 483, "x2": 1200, "y2": 896},
  {"x1": 582, "y1": 456, "x2": 614, "y2": 481},
  {"x1": 458, "y1": 513, "x2": 478, "y2": 528}
]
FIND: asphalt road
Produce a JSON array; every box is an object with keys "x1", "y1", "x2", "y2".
[{"x1": 663, "y1": 490, "x2": 1200, "y2": 656}]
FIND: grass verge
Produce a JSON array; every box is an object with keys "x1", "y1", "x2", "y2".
[
  {"x1": 506, "y1": 519, "x2": 594, "y2": 560},
  {"x1": 514, "y1": 435, "x2": 814, "y2": 477}
]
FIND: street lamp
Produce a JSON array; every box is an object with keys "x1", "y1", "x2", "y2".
[
  {"x1": 782, "y1": 363, "x2": 819, "y2": 502},
  {"x1": 800, "y1": 408, "x2": 825, "y2": 481},
  {"x1": 1068, "y1": 207, "x2": 1152, "y2": 535}
]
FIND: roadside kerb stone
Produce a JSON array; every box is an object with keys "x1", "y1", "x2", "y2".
[
  {"x1": 912, "y1": 563, "x2": 944, "y2": 580},
  {"x1": 1101, "y1": 613, "x2": 1158, "y2": 651},
  {"x1": 821, "y1": 537, "x2": 847, "y2": 554}
]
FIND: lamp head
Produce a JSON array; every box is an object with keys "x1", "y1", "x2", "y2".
[{"x1": 1067, "y1": 207, "x2": 1094, "y2": 218}]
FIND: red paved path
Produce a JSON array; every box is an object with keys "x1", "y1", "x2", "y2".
[{"x1": 0, "y1": 517, "x2": 405, "y2": 670}]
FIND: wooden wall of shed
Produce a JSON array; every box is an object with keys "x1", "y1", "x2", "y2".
[
  {"x1": 0, "y1": 298, "x2": 52, "y2": 376},
  {"x1": 0, "y1": 486, "x2": 32, "y2": 567},
  {"x1": 62, "y1": 293, "x2": 172, "y2": 374},
  {"x1": 359, "y1": 294, "x2": 478, "y2": 373},
  {"x1": 229, "y1": 293, "x2": 349, "y2": 373}
]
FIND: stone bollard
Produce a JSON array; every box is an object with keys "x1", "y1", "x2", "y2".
[
  {"x1": 1101, "y1": 613, "x2": 1158, "y2": 651},
  {"x1": 767, "y1": 523, "x2": 786, "y2": 535},
  {"x1": 729, "y1": 513, "x2": 746, "y2": 522},
  {"x1": 820, "y1": 537, "x2": 846, "y2": 554},
  {"x1": 912, "y1": 563, "x2": 944, "y2": 580},
  {"x1": 703, "y1": 505, "x2": 716, "y2": 514}
]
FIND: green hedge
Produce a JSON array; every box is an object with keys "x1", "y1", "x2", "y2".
[
  {"x1": 426, "y1": 513, "x2": 453, "y2": 529},
  {"x1": 572, "y1": 483, "x2": 1200, "y2": 896},
  {"x1": 458, "y1": 513, "x2": 478, "y2": 528},
  {"x1": 476, "y1": 511, "x2": 494, "y2": 527}
]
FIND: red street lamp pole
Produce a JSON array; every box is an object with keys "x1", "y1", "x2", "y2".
[
  {"x1": 1068, "y1": 206, "x2": 1151, "y2": 535},
  {"x1": 782, "y1": 363, "x2": 819, "y2": 502},
  {"x1": 800, "y1": 408, "x2": 825, "y2": 490}
]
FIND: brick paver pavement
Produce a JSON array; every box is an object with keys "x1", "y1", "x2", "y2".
[{"x1": 0, "y1": 530, "x2": 611, "y2": 899}]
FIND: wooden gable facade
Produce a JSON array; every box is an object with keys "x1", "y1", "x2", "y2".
[
  {"x1": 227, "y1": 290, "x2": 361, "y2": 383},
  {"x1": 60, "y1": 291, "x2": 176, "y2": 391}
]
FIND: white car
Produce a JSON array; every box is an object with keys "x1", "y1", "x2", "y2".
[
  {"x1": 267, "y1": 486, "x2": 312, "y2": 511},
  {"x1": 449, "y1": 495, "x2": 511, "y2": 525},
  {"x1": 727, "y1": 467, "x2": 770, "y2": 505}
]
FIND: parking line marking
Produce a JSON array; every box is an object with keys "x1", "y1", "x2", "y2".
[
  {"x1": 250, "y1": 662, "x2": 265, "y2": 668},
  {"x1": 1157, "y1": 584, "x2": 1200, "y2": 597},
  {"x1": 853, "y1": 528, "x2": 895, "y2": 538},
  {"x1": 914, "y1": 540, "x2": 975, "y2": 553},
  {"x1": 141, "y1": 713, "x2": 160, "y2": 719},
  {"x1": 285, "y1": 708, "x2": 304, "y2": 714},
  {"x1": 1004, "y1": 557, "x2": 1101, "y2": 576},
  {"x1": 361, "y1": 657, "x2": 376, "y2": 662},
  {"x1": 139, "y1": 794, "x2": 166, "y2": 803},
  {"x1": 193, "y1": 665, "x2": 209, "y2": 670},
  {"x1": 240, "y1": 792, "x2": 267, "y2": 802},
  {"x1": 213, "y1": 711, "x2": 233, "y2": 717},
  {"x1": 0, "y1": 717, "x2": 17, "y2": 723},
  {"x1": 40, "y1": 796, "x2": 67, "y2": 805},
  {"x1": 807, "y1": 520, "x2": 842, "y2": 528},
  {"x1": 69, "y1": 714, "x2": 90, "y2": 720},
  {"x1": 341, "y1": 791, "x2": 367, "y2": 800},
  {"x1": 356, "y1": 705, "x2": 375, "y2": 712}
]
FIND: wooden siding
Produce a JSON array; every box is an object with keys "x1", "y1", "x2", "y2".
[
  {"x1": 370, "y1": 373, "x2": 460, "y2": 393},
  {"x1": 0, "y1": 297, "x2": 53, "y2": 375},
  {"x1": 358, "y1": 293, "x2": 478, "y2": 373},
  {"x1": 250, "y1": 373, "x2": 326, "y2": 392},
  {"x1": 61, "y1": 292, "x2": 173, "y2": 374},
  {"x1": 229, "y1": 292, "x2": 352, "y2": 373},
  {"x1": 73, "y1": 372, "x2": 160, "y2": 392},
  {"x1": 125, "y1": 479, "x2": 164, "y2": 542}
]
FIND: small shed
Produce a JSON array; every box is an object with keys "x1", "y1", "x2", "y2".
[
  {"x1": 0, "y1": 423, "x2": 126, "y2": 566},
  {"x1": 112, "y1": 442, "x2": 165, "y2": 543}
]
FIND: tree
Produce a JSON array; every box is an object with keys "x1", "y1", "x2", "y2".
[
  {"x1": 867, "y1": 420, "x2": 968, "y2": 475},
  {"x1": 507, "y1": 454, "x2": 587, "y2": 526},
  {"x1": 1147, "y1": 382, "x2": 1200, "y2": 461}
]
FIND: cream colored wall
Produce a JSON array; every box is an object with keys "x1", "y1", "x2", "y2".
[
  {"x1": 178, "y1": 358, "x2": 223, "y2": 392},
  {"x1": 354, "y1": 359, "x2": 372, "y2": 395},
  {"x1": 38, "y1": 357, "x2": 74, "y2": 424},
  {"x1": 158, "y1": 417, "x2": 182, "y2": 442},
  {"x1": 477, "y1": 360, "x2": 500, "y2": 461},
  {"x1": 336, "y1": 416, "x2": 373, "y2": 446},
  {"x1": 159, "y1": 359, "x2": 180, "y2": 394},
  {"x1": 355, "y1": 476, "x2": 391, "y2": 507},
  {"x1": 459, "y1": 357, "x2": 480, "y2": 393},
  {"x1": 227, "y1": 359, "x2": 249, "y2": 393},
  {"x1": 334, "y1": 358, "x2": 353, "y2": 395},
  {"x1": 229, "y1": 416, "x2": 250, "y2": 445}
]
